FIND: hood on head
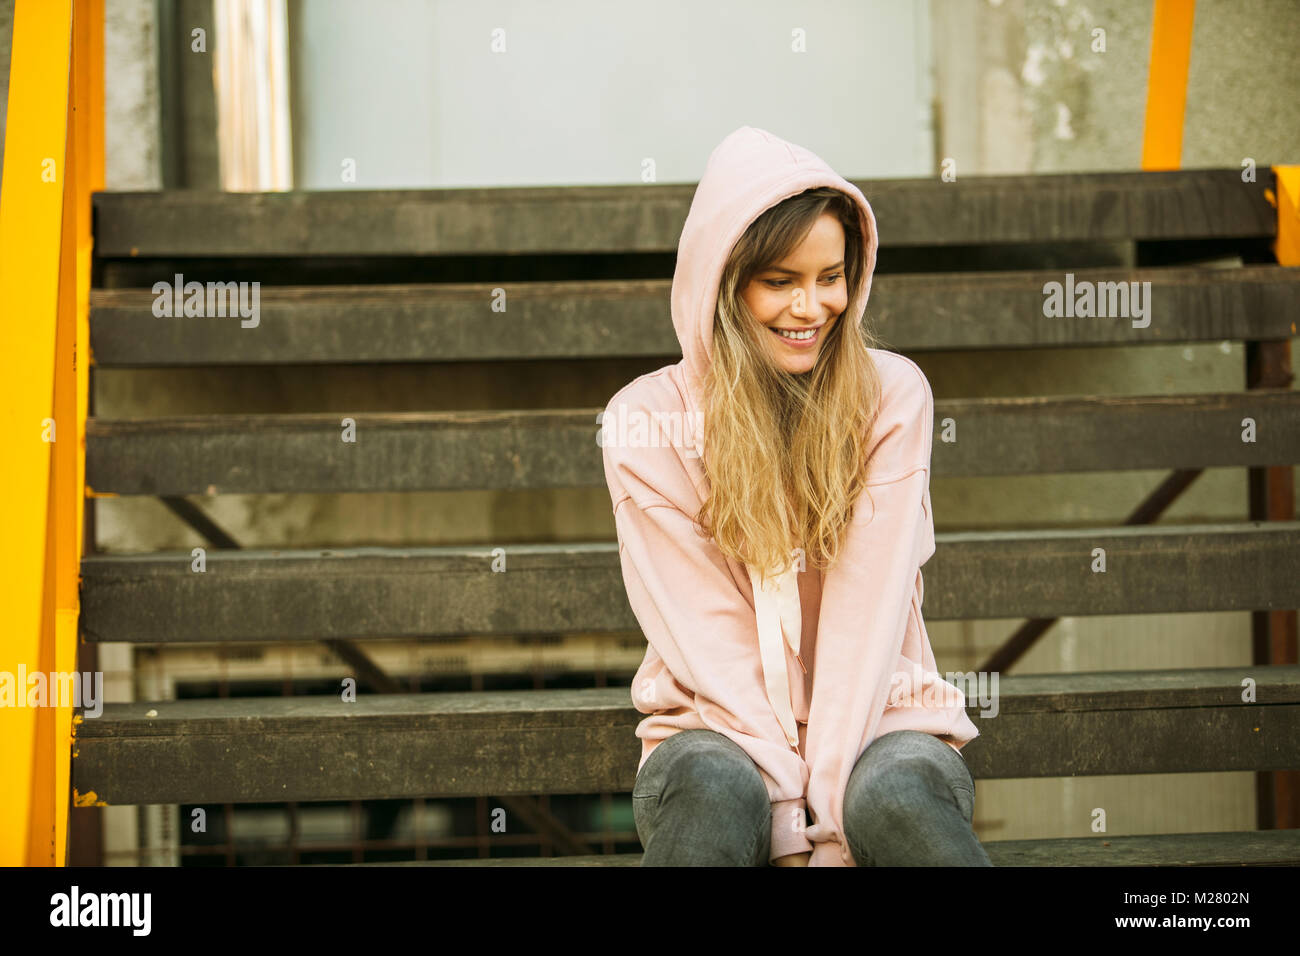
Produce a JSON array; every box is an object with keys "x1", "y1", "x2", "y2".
[{"x1": 670, "y1": 126, "x2": 880, "y2": 410}]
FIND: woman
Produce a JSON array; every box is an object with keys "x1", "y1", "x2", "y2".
[{"x1": 600, "y1": 126, "x2": 991, "y2": 867}]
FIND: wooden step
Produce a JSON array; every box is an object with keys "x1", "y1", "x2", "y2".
[
  {"x1": 84, "y1": 392, "x2": 1300, "y2": 495},
  {"x1": 87, "y1": 265, "x2": 1300, "y2": 365},
  {"x1": 984, "y1": 829, "x2": 1300, "y2": 866},
  {"x1": 78, "y1": 524, "x2": 1300, "y2": 643},
  {"x1": 343, "y1": 828, "x2": 1300, "y2": 866},
  {"x1": 71, "y1": 665, "x2": 1300, "y2": 806},
  {"x1": 93, "y1": 170, "x2": 1276, "y2": 258}
]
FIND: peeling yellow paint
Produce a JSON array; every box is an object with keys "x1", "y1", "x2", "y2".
[
  {"x1": 72, "y1": 789, "x2": 108, "y2": 808},
  {"x1": 84, "y1": 485, "x2": 119, "y2": 499}
]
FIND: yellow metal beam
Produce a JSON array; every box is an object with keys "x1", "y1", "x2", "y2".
[
  {"x1": 1141, "y1": 0, "x2": 1196, "y2": 170},
  {"x1": 1271, "y1": 166, "x2": 1300, "y2": 269},
  {"x1": 74, "y1": 0, "x2": 103, "y2": 546},
  {"x1": 0, "y1": 0, "x2": 75, "y2": 866},
  {"x1": 31, "y1": 117, "x2": 78, "y2": 864},
  {"x1": 60, "y1": 0, "x2": 104, "y2": 867}
]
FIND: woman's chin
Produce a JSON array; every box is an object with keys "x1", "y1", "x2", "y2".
[{"x1": 778, "y1": 354, "x2": 819, "y2": 375}]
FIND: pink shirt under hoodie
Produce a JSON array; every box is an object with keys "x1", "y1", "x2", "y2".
[{"x1": 600, "y1": 126, "x2": 979, "y2": 867}]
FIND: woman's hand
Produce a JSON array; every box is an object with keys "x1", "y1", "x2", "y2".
[{"x1": 772, "y1": 852, "x2": 811, "y2": 866}]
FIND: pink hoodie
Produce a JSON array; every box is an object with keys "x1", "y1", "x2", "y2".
[{"x1": 600, "y1": 126, "x2": 979, "y2": 867}]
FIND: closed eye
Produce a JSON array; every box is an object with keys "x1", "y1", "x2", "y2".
[{"x1": 763, "y1": 273, "x2": 843, "y2": 289}]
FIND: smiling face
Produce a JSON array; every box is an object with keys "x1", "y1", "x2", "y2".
[{"x1": 740, "y1": 212, "x2": 849, "y2": 375}]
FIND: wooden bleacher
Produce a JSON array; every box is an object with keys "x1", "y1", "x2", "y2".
[{"x1": 75, "y1": 169, "x2": 1300, "y2": 864}]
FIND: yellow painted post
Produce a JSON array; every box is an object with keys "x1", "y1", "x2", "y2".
[
  {"x1": 74, "y1": 0, "x2": 104, "y2": 560},
  {"x1": 55, "y1": 0, "x2": 105, "y2": 867},
  {"x1": 1140, "y1": 0, "x2": 1196, "y2": 170},
  {"x1": 30, "y1": 96, "x2": 79, "y2": 865},
  {"x1": 0, "y1": 0, "x2": 75, "y2": 866},
  {"x1": 1272, "y1": 166, "x2": 1300, "y2": 268}
]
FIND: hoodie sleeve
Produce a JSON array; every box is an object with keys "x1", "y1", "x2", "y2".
[
  {"x1": 603, "y1": 404, "x2": 814, "y2": 862},
  {"x1": 801, "y1": 358, "x2": 943, "y2": 867}
]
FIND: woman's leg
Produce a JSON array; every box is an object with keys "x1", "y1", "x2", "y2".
[
  {"x1": 842, "y1": 729, "x2": 993, "y2": 866},
  {"x1": 632, "y1": 729, "x2": 772, "y2": 866}
]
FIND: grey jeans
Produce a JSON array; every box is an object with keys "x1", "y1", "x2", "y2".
[{"x1": 631, "y1": 727, "x2": 993, "y2": 866}]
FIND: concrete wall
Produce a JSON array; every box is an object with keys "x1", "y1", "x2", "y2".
[
  {"x1": 926, "y1": 0, "x2": 1300, "y2": 844},
  {"x1": 288, "y1": 0, "x2": 933, "y2": 187},
  {"x1": 104, "y1": 0, "x2": 162, "y2": 189}
]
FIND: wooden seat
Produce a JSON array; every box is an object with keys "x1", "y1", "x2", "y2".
[
  {"x1": 73, "y1": 666, "x2": 1300, "y2": 805},
  {"x1": 79, "y1": 167, "x2": 1300, "y2": 865}
]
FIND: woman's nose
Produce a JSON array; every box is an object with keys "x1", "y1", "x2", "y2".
[{"x1": 791, "y1": 284, "x2": 818, "y2": 318}]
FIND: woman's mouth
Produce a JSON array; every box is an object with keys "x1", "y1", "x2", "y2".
[{"x1": 769, "y1": 324, "x2": 823, "y2": 348}]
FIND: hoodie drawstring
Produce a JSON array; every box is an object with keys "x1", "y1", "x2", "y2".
[{"x1": 747, "y1": 562, "x2": 804, "y2": 749}]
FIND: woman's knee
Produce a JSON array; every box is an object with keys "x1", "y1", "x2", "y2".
[
  {"x1": 842, "y1": 731, "x2": 990, "y2": 867},
  {"x1": 634, "y1": 730, "x2": 772, "y2": 865},
  {"x1": 844, "y1": 730, "x2": 972, "y2": 824},
  {"x1": 657, "y1": 731, "x2": 770, "y2": 814}
]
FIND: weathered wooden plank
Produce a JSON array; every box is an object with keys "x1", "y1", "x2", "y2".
[
  {"x1": 84, "y1": 392, "x2": 1300, "y2": 495},
  {"x1": 87, "y1": 265, "x2": 1300, "y2": 365},
  {"x1": 983, "y1": 830, "x2": 1300, "y2": 867},
  {"x1": 360, "y1": 855, "x2": 646, "y2": 867},
  {"x1": 70, "y1": 666, "x2": 1300, "y2": 805},
  {"x1": 92, "y1": 170, "x2": 1276, "y2": 258},
  {"x1": 922, "y1": 522, "x2": 1300, "y2": 619},
  {"x1": 361, "y1": 829, "x2": 1300, "y2": 866},
  {"x1": 77, "y1": 524, "x2": 1300, "y2": 643}
]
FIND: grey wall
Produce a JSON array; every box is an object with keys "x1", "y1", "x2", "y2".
[
  {"x1": 288, "y1": 0, "x2": 934, "y2": 187},
  {"x1": 931, "y1": 0, "x2": 1300, "y2": 175},
  {"x1": 105, "y1": 0, "x2": 162, "y2": 189},
  {"x1": 927, "y1": 0, "x2": 1300, "y2": 844}
]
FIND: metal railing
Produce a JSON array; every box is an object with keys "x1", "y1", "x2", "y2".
[{"x1": 0, "y1": 0, "x2": 103, "y2": 866}]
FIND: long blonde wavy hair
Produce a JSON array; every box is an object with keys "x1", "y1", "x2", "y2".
[{"x1": 696, "y1": 187, "x2": 884, "y2": 583}]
